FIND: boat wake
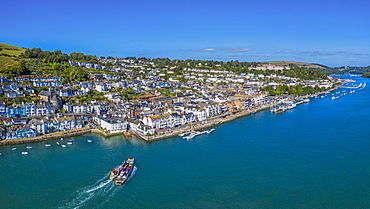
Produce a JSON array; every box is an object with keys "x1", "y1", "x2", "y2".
[{"x1": 57, "y1": 167, "x2": 137, "y2": 209}]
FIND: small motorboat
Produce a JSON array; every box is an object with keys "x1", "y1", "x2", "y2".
[
  {"x1": 56, "y1": 142, "x2": 60, "y2": 145},
  {"x1": 61, "y1": 145, "x2": 67, "y2": 148},
  {"x1": 26, "y1": 146, "x2": 33, "y2": 149},
  {"x1": 21, "y1": 152, "x2": 28, "y2": 155},
  {"x1": 67, "y1": 142, "x2": 73, "y2": 145},
  {"x1": 61, "y1": 138, "x2": 64, "y2": 140},
  {"x1": 12, "y1": 147, "x2": 17, "y2": 150},
  {"x1": 45, "y1": 144, "x2": 51, "y2": 147},
  {"x1": 87, "y1": 140, "x2": 92, "y2": 143}
]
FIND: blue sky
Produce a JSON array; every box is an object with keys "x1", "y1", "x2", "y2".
[{"x1": 1, "y1": 0, "x2": 370, "y2": 67}]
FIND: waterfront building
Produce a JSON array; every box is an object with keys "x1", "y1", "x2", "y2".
[{"x1": 100, "y1": 117, "x2": 127, "y2": 133}]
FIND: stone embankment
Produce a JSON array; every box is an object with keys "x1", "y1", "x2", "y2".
[
  {"x1": 0, "y1": 127, "x2": 92, "y2": 146},
  {"x1": 0, "y1": 82, "x2": 348, "y2": 145}
]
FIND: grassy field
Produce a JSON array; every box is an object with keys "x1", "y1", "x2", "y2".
[
  {"x1": 260, "y1": 61, "x2": 327, "y2": 69},
  {"x1": 0, "y1": 43, "x2": 26, "y2": 56},
  {"x1": 0, "y1": 43, "x2": 26, "y2": 70},
  {"x1": 260, "y1": 61, "x2": 287, "y2": 65}
]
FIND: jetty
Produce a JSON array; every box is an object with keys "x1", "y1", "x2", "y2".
[{"x1": 182, "y1": 129, "x2": 215, "y2": 140}]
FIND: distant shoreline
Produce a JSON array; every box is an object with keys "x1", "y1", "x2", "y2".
[{"x1": 0, "y1": 82, "x2": 347, "y2": 146}]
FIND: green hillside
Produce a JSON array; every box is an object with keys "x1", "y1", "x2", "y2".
[
  {"x1": 0, "y1": 43, "x2": 26, "y2": 56},
  {"x1": 0, "y1": 43, "x2": 26, "y2": 70}
]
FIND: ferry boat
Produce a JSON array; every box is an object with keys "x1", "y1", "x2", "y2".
[
  {"x1": 115, "y1": 158, "x2": 135, "y2": 185},
  {"x1": 110, "y1": 161, "x2": 129, "y2": 180}
]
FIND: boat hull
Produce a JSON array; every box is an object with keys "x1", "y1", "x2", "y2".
[{"x1": 114, "y1": 158, "x2": 135, "y2": 185}]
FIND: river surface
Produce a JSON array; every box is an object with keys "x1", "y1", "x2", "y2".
[{"x1": 1, "y1": 75, "x2": 370, "y2": 209}]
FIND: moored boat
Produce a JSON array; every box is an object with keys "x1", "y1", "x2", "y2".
[
  {"x1": 271, "y1": 105, "x2": 287, "y2": 114},
  {"x1": 45, "y1": 144, "x2": 51, "y2": 147},
  {"x1": 114, "y1": 158, "x2": 135, "y2": 185},
  {"x1": 21, "y1": 151, "x2": 28, "y2": 155},
  {"x1": 87, "y1": 140, "x2": 92, "y2": 143}
]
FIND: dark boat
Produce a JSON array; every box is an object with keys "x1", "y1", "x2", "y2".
[{"x1": 114, "y1": 158, "x2": 135, "y2": 185}]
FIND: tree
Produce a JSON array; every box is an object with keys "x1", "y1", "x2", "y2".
[{"x1": 296, "y1": 84, "x2": 304, "y2": 95}]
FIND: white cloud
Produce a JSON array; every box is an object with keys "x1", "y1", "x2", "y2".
[{"x1": 195, "y1": 48, "x2": 217, "y2": 52}]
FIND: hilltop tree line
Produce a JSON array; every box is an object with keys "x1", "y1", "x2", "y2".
[
  {"x1": 0, "y1": 48, "x2": 95, "y2": 82},
  {"x1": 21, "y1": 48, "x2": 100, "y2": 64}
]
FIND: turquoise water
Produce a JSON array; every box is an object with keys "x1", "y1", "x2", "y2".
[{"x1": 1, "y1": 76, "x2": 370, "y2": 208}]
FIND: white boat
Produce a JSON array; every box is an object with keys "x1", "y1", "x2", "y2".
[
  {"x1": 287, "y1": 103, "x2": 296, "y2": 110},
  {"x1": 27, "y1": 146, "x2": 32, "y2": 149},
  {"x1": 202, "y1": 128, "x2": 215, "y2": 134},
  {"x1": 67, "y1": 142, "x2": 73, "y2": 145},
  {"x1": 45, "y1": 144, "x2": 51, "y2": 147},
  {"x1": 207, "y1": 129, "x2": 215, "y2": 133},
  {"x1": 303, "y1": 98, "x2": 310, "y2": 103},
  {"x1": 21, "y1": 152, "x2": 28, "y2": 155},
  {"x1": 61, "y1": 145, "x2": 67, "y2": 148},
  {"x1": 56, "y1": 142, "x2": 60, "y2": 145},
  {"x1": 87, "y1": 140, "x2": 92, "y2": 143},
  {"x1": 61, "y1": 138, "x2": 64, "y2": 140},
  {"x1": 12, "y1": 147, "x2": 17, "y2": 150}
]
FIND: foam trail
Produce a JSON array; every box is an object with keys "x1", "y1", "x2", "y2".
[
  {"x1": 58, "y1": 167, "x2": 137, "y2": 209},
  {"x1": 57, "y1": 173, "x2": 114, "y2": 209},
  {"x1": 96, "y1": 166, "x2": 138, "y2": 208}
]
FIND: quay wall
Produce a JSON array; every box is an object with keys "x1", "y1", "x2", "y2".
[{"x1": 0, "y1": 82, "x2": 348, "y2": 145}]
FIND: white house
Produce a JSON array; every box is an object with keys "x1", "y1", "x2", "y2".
[{"x1": 100, "y1": 118, "x2": 127, "y2": 133}]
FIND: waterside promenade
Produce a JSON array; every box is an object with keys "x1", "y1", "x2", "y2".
[
  {"x1": 134, "y1": 81, "x2": 347, "y2": 141},
  {"x1": 0, "y1": 82, "x2": 348, "y2": 145}
]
